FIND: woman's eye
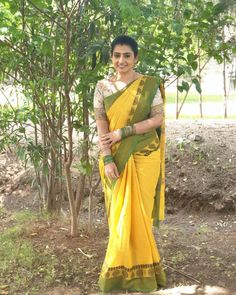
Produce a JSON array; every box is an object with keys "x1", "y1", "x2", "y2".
[{"x1": 113, "y1": 54, "x2": 131, "y2": 58}]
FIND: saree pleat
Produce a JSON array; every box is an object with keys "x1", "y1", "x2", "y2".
[{"x1": 98, "y1": 76, "x2": 166, "y2": 292}]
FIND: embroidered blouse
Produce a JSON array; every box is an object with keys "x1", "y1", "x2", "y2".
[{"x1": 94, "y1": 78, "x2": 164, "y2": 120}]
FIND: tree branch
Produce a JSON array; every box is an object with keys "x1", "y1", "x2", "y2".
[
  {"x1": 0, "y1": 66, "x2": 21, "y2": 84},
  {"x1": 69, "y1": 0, "x2": 81, "y2": 18},
  {"x1": 26, "y1": 0, "x2": 65, "y2": 30}
]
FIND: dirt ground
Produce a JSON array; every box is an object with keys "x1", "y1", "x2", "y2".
[{"x1": 0, "y1": 120, "x2": 236, "y2": 295}]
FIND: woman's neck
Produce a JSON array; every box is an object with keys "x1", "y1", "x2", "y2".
[{"x1": 116, "y1": 70, "x2": 136, "y2": 84}]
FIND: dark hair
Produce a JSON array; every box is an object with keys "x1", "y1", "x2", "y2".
[{"x1": 111, "y1": 35, "x2": 138, "y2": 57}]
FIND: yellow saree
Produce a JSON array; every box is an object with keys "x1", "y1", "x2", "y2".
[{"x1": 98, "y1": 75, "x2": 166, "y2": 292}]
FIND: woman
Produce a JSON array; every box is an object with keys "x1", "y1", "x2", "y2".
[{"x1": 94, "y1": 35, "x2": 166, "y2": 292}]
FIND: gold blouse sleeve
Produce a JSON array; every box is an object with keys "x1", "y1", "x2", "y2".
[
  {"x1": 93, "y1": 81, "x2": 107, "y2": 120},
  {"x1": 150, "y1": 87, "x2": 164, "y2": 117}
]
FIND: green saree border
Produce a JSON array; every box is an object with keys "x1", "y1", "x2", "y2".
[
  {"x1": 99, "y1": 270, "x2": 166, "y2": 293},
  {"x1": 104, "y1": 75, "x2": 146, "y2": 112}
]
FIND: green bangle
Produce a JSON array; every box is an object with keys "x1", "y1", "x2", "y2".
[
  {"x1": 103, "y1": 155, "x2": 114, "y2": 165},
  {"x1": 120, "y1": 125, "x2": 136, "y2": 139}
]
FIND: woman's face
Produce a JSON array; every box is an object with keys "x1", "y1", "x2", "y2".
[{"x1": 111, "y1": 44, "x2": 138, "y2": 75}]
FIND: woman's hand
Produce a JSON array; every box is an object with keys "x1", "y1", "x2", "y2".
[
  {"x1": 105, "y1": 162, "x2": 119, "y2": 180},
  {"x1": 101, "y1": 129, "x2": 121, "y2": 147}
]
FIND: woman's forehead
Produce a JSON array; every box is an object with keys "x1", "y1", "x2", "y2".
[{"x1": 113, "y1": 44, "x2": 133, "y2": 53}]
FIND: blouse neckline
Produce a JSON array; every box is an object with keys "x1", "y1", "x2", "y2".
[{"x1": 107, "y1": 75, "x2": 144, "y2": 92}]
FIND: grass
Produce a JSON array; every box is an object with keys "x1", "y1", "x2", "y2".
[
  {"x1": 0, "y1": 224, "x2": 35, "y2": 290},
  {"x1": 0, "y1": 209, "x2": 92, "y2": 294},
  {"x1": 0, "y1": 207, "x2": 6, "y2": 216},
  {"x1": 166, "y1": 92, "x2": 236, "y2": 104},
  {"x1": 165, "y1": 92, "x2": 236, "y2": 119},
  {"x1": 13, "y1": 210, "x2": 37, "y2": 223},
  {"x1": 0, "y1": 210, "x2": 59, "y2": 294},
  {"x1": 166, "y1": 114, "x2": 236, "y2": 120}
]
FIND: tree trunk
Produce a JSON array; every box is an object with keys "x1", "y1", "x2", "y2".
[
  {"x1": 222, "y1": 28, "x2": 227, "y2": 119},
  {"x1": 75, "y1": 91, "x2": 90, "y2": 222},
  {"x1": 176, "y1": 76, "x2": 179, "y2": 119},
  {"x1": 75, "y1": 175, "x2": 86, "y2": 218},
  {"x1": 64, "y1": 164, "x2": 78, "y2": 236},
  {"x1": 88, "y1": 177, "x2": 100, "y2": 233},
  {"x1": 223, "y1": 57, "x2": 227, "y2": 118},
  {"x1": 198, "y1": 38, "x2": 203, "y2": 119}
]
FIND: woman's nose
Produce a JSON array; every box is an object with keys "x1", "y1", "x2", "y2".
[{"x1": 119, "y1": 55, "x2": 124, "y2": 63}]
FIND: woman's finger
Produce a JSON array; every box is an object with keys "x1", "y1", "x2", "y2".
[
  {"x1": 114, "y1": 167, "x2": 119, "y2": 178},
  {"x1": 101, "y1": 134, "x2": 110, "y2": 139},
  {"x1": 101, "y1": 137, "x2": 112, "y2": 144},
  {"x1": 101, "y1": 136, "x2": 109, "y2": 141},
  {"x1": 106, "y1": 172, "x2": 111, "y2": 179},
  {"x1": 107, "y1": 169, "x2": 115, "y2": 179},
  {"x1": 108, "y1": 173, "x2": 114, "y2": 180},
  {"x1": 111, "y1": 168, "x2": 118, "y2": 180}
]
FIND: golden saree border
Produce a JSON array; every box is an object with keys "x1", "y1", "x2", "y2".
[{"x1": 101, "y1": 261, "x2": 164, "y2": 280}]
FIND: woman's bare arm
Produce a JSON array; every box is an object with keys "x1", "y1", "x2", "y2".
[
  {"x1": 96, "y1": 119, "x2": 111, "y2": 156},
  {"x1": 96, "y1": 118, "x2": 119, "y2": 179},
  {"x1": 134, "y1": 114, "x2": 163, "y2": 134}
]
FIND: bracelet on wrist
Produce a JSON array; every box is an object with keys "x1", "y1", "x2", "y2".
[
  {"x1": 103, "y1": 155, "x2": 114, "y2": 165},
  {"x1": 120, "y1": 124, "x2": 136, "y2": 139}
]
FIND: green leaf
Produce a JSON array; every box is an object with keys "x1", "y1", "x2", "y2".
[
  {"x1": 8, "y1": 2, "x2": 18, "y2": 15},
  {"x1": 213, "y1": 3, "x2": 225, "y2": 15},
  {"x1": 87, "y1": 41, "x2": 104, "y2": 56},
  {"x1": 88, "y1": 22, "x2": 96, "y2": 38},
  {"x1": 29, "y1": 0, "x2": 49, "y2": 9},
  {"x1": 100, "y1": 47, "x2": 110, "y2": 64},
  {"x1": 28, "y1": 113, "x2": 39, "y2": 125},
  {"x1": 172, "y1": 21, "x2": 183, "y2": 34},
  {"x1": 17, "y1": 146, "x2": 26, "y2": 161},
  {"x1": 191, "y1": 61, "x2": 198, "y2": 71},
  {"x1": 178, "y1": 81, "x2": 190, "y2": 93},
  {"x1": 187, "y1": 53, "x2": 197, "y2": 63},
  {"x1": 75, "y1": 161, "x2": 92, "y2": 176},
  {"x1": 192, "y1": 78, "x2": 202, "y2": 94},
  {"x1": 18, "y1": 127, "x2": 26, "y2": 133},
  {"x1": 184, "y1": 9, "x2": 192, "y2": 19},
  {"x1": 42, "y1": 40, "x2": 52, "y2": 56},
  {"x1": 118, "y1": 0, "x2": 141, "y2": 19},
  {"x1": 177, "y1": 85, "x2": 184, "y2": 93}
]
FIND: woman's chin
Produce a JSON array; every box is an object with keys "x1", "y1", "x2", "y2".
[{"x1": 116, "y1": 67, "x2": 132, "y2": 74}]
